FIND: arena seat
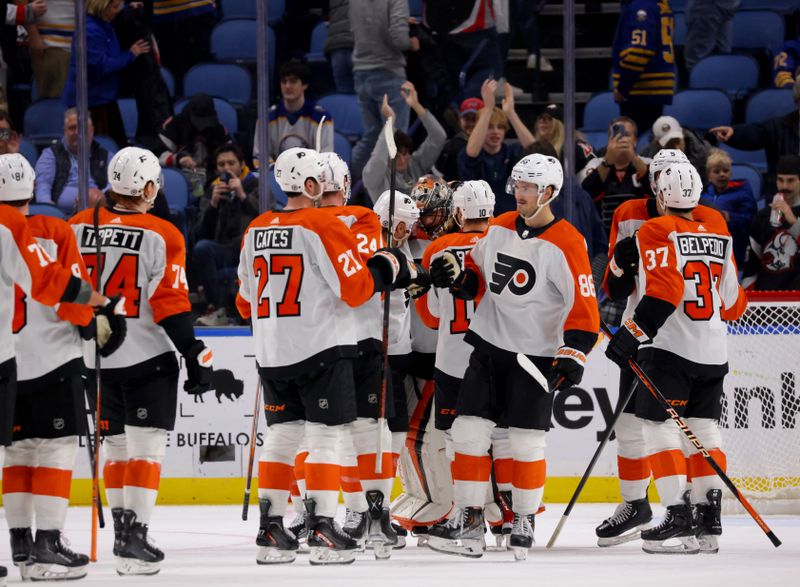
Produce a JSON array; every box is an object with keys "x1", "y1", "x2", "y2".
[
  {"x1": 19, "y1": 138, "x2": 38, "y2": 167},
  {"x1": 23, "y1": 99, "x2": 66, "y2": 146},
  {"x1": 29, "y1": 203, "x2": 66, "y2": 220},
  {"x1": 731, "y1": 164, "x2": 763, "y2": 200},
  {"x1": 581, "y1": 92, "x2": 619, "y2": 131},
  {"x1": 306, "y1": 21, "x2": 328, "y2": 62},
  {"x1": 334, "y1": 131, "x2": 352, "y2": 167},
  {"x1": 161, "y1": 66, "x2": 176, "y2": 97},
  {"x1": 665, "y1": 89, "x2": 732, "y2": 130},
  {"x1": 211, "y1": 19, "x2": 256, "y2": 63},
  {"x1": 117, "y1": 98, "x2": 138, "y2": 140},
  {"x1": 94, "y1": 135, "x2": 119, "y2": 154},
  {"x1": 174, "y1": 97, "x2": 239, "y2": 135},
  {"x1": 581, "y1": 130, "x2": 608, "y2": 151},
  {"x1": 222, "y1": 0, "x2": 284, "y2": 23},
  {"x1": 673, "y1": 12, "x2": 686, "y2": 46},
  {"x1": 689, "y1": 55, "x2": 759, "y2": 98},
  {"x1": 746, "y1": 89, "x2": 795, "y2": 124},
  {"x1": 183, "y1": 64, "x2": 252, "y2": 107},
  {"x1": 318, "y1": 94, "x2": 364, "y2": 139},
  {"x1": 720, "y1": 144, "x2": 768, "y2": 175},
  {"x1": 732, "y1": 11, "x2": 784, "y2": 55}
]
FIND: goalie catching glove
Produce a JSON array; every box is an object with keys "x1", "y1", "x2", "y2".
[
  {"x1": 605, "y1": 318, "x2": 652, "y2": 368},
  {"x1": 548, "y1": 346, "x2": 587, "y2": 392},
  {"x1": 95, "y1": 294, "x2": 127, "y2": 357},
  {"x1": 184, "y1": 341, "x2": 214, "y2": 400}
]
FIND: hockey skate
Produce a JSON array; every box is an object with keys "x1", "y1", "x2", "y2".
[
  {"x1": 287, "y1": 509, "x2": 309, "y2": 553},
  {"x1": 487, "y1": 491, "x2": 513, "y2": 551},
  {"x1": 364, "y1": 491, "x2": 398, "y2": 560},
  {"x1": 342, "y1": 509, "x2": 368, "y2": 550},
  {"x1": 427, "y1": 507, "x2": 486, "y2": 558},
  {"x1": 305, "y1": 499, "x2": 357, "y2": 565},
  {"x1": 391, "y1": 523, "x2": 407, "y2": 549},
  {"x1": 28, "y1": 530, "x2": 89, "y2": 581},
  {"x1": 9, "y1": 527, "x2": 33, "y2": 580},
  {"x1": 411, "y1": 525, "x2": 430, "y2": 547},
  {"x1": 111, "y1": 508, "x2": 124, "y2": 556},
  {"x1": 694, "y1": 489, "x2": 722, "y2": 554},
  {"x1": 255, "y1": 499, "x2": 299, "y2": 564},
  {"x1": 509, "y1": 513, "x2": 535, "y2": 561},
  {"x1": 596, "y1": 497, "x2": 653, "y2": 547},
  {"x1": 0, "y1": 564, "x2": 6, "y2": 587},
  {"x1": 116, "y1": 510, "x2": 164, "y2": 575},
  {"x1": 641, "y1": 503, "x2": 700, "y2": 554}
]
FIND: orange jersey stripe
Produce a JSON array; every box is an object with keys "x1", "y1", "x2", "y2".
[
  {"x1": 356, "y1": 453, "x2": 394, "y2": 481},
  {"x1": 512, "y1": 459, "x2": 546, "y2": 490},
  {"x1": 2, "y1": 465, "x2": 34, "y2": 494},
  {"x1": 689, "y1": 450, "x2": 726, "y2": 478},
  {"x1": 618, "y1": 455, "x2": 651, "y2": 481},
  {"x1": 32, "y1": 467, "x2": 72, "y2": 499},
  {"x1": 304, "y1": 463, "x2": 341, "y2": 492},
  {"x1": 294, "y1": 451, "x2": 309, "y2": 480},
  {"x1": 452, "y1": 454, "x2": 492, "y2": 482},
  {"x1": 650, "y1": 449, "x2": 686, "y2": 479},
  {"x1": 124, "y1": 459, "x2": 162, "y2": 491},
  {"x1": 258, "y1": 461, "x2": 294, "y2": 491}
]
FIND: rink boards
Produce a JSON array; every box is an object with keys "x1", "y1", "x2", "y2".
[{"x1": 2, "y1": 327, "x2": 795, "y2": 506}]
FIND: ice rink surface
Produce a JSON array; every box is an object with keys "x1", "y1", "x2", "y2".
[{"x1": 2, "y1": 504, "x2": 797, "y2": 586}]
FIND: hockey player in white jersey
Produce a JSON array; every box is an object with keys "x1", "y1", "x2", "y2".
[
  {"x1": 605, "y1": 162, "x2": 747, "y2": 554},
  {"x1": 427, "y1": 154, "x2": 600, "y2": 560},
  {"x1": 71, "y1": 147, "x2": 214, "y2": 575},
  {"x1": 237, "y1": 148, "x2": 418, "y2": 565}
]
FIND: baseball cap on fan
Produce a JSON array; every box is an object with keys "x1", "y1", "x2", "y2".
[
  {"x1": 186, "y1": 93, "x2": 219, "y2": 131},
  {"x1": 539, "y1": 103, "x2": 563, "y2": 121},
  {"x1": 459, "y1": 97, "x2": 484, "y2": 117},
  {"x1": 653, "y1": 115, "x2": 683, "y2": 147}
]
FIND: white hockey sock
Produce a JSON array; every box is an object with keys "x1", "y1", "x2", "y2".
[
  {"x1": 33, "y1": 436, "x2": 77, "y2": 530},
  {"x1": 103, "y1": 433, "x2": 127, "y2": 510},
  {"x1": 451, "y1": 416, "x2": 494, "y2": 509},
  {"x1": 123, "y1": 426, "x2": 166, "y2": 525},
  {"x1": 339, "y1": 425, "x2": 367, "y2": 513},
  {"x1": 2, "y1": 438, "x2": 37, "y2": 528},
  {"x1": 304, "y1": 422, "x2": 342, "y2": 518},
  {"x1": 258, "y1": 421, "x2": 304, "y2": 517}
]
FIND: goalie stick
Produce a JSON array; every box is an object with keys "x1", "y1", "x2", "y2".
[
  {"x1": 242, "y1": 378, "x2": 262, "y2": 521},
  {"x1": 376, "y1": 117, "x2": 397, "y2": 475},
  {"x1": 599, "y1": 320, "x2": 781, "y2": 548}
]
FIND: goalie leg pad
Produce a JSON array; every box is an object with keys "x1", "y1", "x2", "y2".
[
  {"x1": 103, "y1": 433, "x2": 128, "y2": 510},
  {"x1": 32, "y1": 436, "x2": 77, "y2": 531},
  {"x1": 643, "y1": 421, "x2": 686, "y2": 507},
  {"x1": 508, "y1": 427, "x2": 546, "y2": 516},
  {"x1": 123, "y1": 426, "x2": 167, "y2": 525},
  {"x1": 258, "y1": 421, "x2": 304, "y2": 517}
]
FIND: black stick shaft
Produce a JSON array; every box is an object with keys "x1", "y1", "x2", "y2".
[{"x1": 242, "y1": 379, "x2": 262, "y2": 521}]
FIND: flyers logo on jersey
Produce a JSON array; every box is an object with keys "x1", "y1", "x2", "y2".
[{"x1": 489, "y1": 252, "x2": 536, "y2": 295}]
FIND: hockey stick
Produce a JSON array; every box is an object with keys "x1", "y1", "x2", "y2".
[
  {"x1": 376, "y1": 117, "x2": 397, "y2": 475},
  {"x1": 90, "y1": 202, "x2": 104, "y2": 562},
  {"x1": 599, "y1": 320, "x2": 782, "y2": 548},
  {"x1": 241, "y1": 378, "x2": 262, "y2": 521},
  {"x1": 546, "y1": 376, "x2": 638, "y2": 548},
  {"x1": 83, "y1": 402, "x2": 105, "y2": 530},
  {"x1": 516, "y1": 354, "x2": 550, "y2": 393},
  {"x1": 315, "y1": 115, "x2": 326, "y2": 152}
]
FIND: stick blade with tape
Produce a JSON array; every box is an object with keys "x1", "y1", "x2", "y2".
[
  {"x1": 383, "y1": 117, "x2": 397, "y2": 160},
  {"x1": 516, "y1": 353, "x2": 551, "y2": 393}
]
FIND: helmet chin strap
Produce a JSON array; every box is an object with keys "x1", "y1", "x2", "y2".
[{"x1": 520, "y1": 191, "x2": 552, "y2": 220}]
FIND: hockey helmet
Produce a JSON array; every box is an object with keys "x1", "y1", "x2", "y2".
[
  {"x1": 649, "y1": 148, "x2": 689, "y2": 194},
  {"x1": 506, "y1": 154, "x2": 563, "y2": 219},
  {"x1": 0, "y1": 153, "x2": 35, "y2": 201},
  {"x1": 374, "y1": 190, "x2": 419, "y2": 234},
  {"x1": 411, "y1": 175, "x2": 453, "y2": 238},
  {"x1": 656, "y1": 162, "x2": 703, "y2": 210},
  {"x1": 318, "y1": 152, "x2": 352, "y2": 202},
  {"x1": 273, "y1": 147, "x2": 325, "y2": 199},
  {"x1": 108, "y1": 147, "x2": 161, "y2": 201},
  {"x1": 452, "y1": 180, "x2": 495, "y2": 223}
]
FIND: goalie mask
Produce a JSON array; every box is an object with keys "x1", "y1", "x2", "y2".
[
  {"x1": 649, "y1": 148, "x2": 689, "y2": 194},
  {"x1": 411, "y1": 175, "x2": 453, "y2": 239},
  {"x1": 374, "y1": 190, "x2": 419, "y2": 239},
  {"x1": 108, "y1": 147, "x2": 161, "y2": 203},
  {"x1": 452, "y1": 180, "x2": 495, "y2": 225},
  {"x1": 274, "y1": 147, "x2": 325, "y2": 200},
  {"x1": 506, "y1": 154, "x2": 563, "y2": 219},
  {"x1": 0, "y1": 153, "x2": 35, "y2": 201},
  {"x1": 656, "y1": 162, "x2": 702, "y2": 210},
  {"x1": 318, "y1": 152, "x2": 352, "y2": 202}
]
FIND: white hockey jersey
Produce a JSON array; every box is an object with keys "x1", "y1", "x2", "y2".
[
  {"x1": 70, "y1": 207, "x2": 191, "y2": 370},
  {"x1": 14, "y1": 215, "x2": 92, "y2": 381},
  {"x1": 236, "y1": 207, "x2": 377, "y2": 377},
  {"x1": 416, "y1": 231, "x2": 483, "y2": 379},
  {"x1": 465, "y1": 212, "x2": 600, "y2": 358},
  {"x1": 408, "y1": 236, "x2": 438, "y2": 355},
  {"x1": 0, "y1": 205, "x2": 80, "y2": 366}
]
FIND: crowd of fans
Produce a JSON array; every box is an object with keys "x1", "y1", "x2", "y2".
[{"x1": 1, "y1": 0, "x2": 799, "y2": 327}]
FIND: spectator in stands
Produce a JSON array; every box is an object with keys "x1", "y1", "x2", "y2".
[
  {"x1": 611, "y1": 0, "x2": 675, "y2": 133},
  {"x1": 742, "y1": 154, "x2": 800, "y2": 291},
  {"x1": 405, "y1": 17, "x2": 459, "y2": 120},
  {"x1": 192, "y1": 143, "x2": 259, "y2": 326},
  {"x1": 253, "y1": 60, "x2": 333, "y2": 167},
  {"x1": 158, "y1": 93, "x2": 232, "y2": 193},
  {"x1": 640, "y1": 115, "x2": 711, "y2": 179},
  {"x1": 363, "y1": 81, "x2": 447, "y2": 202},
  {"x1": 533, "y1": 103, "x2": 596, "y2": 175},
  {"x1": 349, "y1": 0, "x2": 411, "y2": 177},
  {"x1": 2, "y1": 0, "x2": 47, "y2": 100},
  {"x1": 63, "y1": 0, "x2": 151, "y2": 150},
  {"x1": 772, "y1": 40, "x2": 800, "y2": 88},
  {"x1": 700, "y1": 148, "x2": 757, "y2": 265},
  {"x1": 27, "y1": 0, "x2": 72, "y2": 98},
  {"x1": 0, "y1": 112, "x2": 21, "y2": 155},
  {"x1": 581, "y1": 116, "x2": 650, "y2": 231},
  {"x1": 711, "y1": 78, "x2": 800, "y2": 195},
  {"x1": 684, "y1": 0, "x2": 739, "y2": 71},
  {"x1": 151, "y1": 0, "x2": 215, "y2": 81},
  {"x1": 325, "y1": 0, "x2": 355, "y2": 93},
  {"x1": 458, "y1": 79, "x2": 533, "y2": 214},
  {"x1": 34, "y1": 108, "x2": 112, "y2": 215},
  {"x1": 435, "y1": 97, "x2": 483, "y2": 181}
]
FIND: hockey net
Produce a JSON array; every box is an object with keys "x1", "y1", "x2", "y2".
[{"x1": 721, "y1": 291, "x2": 800, "y2": 514}]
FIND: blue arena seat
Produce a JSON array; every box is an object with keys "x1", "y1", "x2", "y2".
[
  {"x1": 689, "y1": 55, "x2": 759, "y2": 98},
  {"x1": 664, "y1": 90, "x2": 732, "y2": 130},
  {"x1": 581, "y1": 130, "x2": 608, "y2": 151},
  {"x1": 740, "y1": 0, "x2": 800, "y2": 11},
  {"x1": 333, "y1": 131, "x2": 352, "y2": 167},
  {"x1": 117, "y1": 98, "x2": 138, "y2": 140},
  {"x1": 183, "y1": 63, "x2": 252, "y2": 107},
  {"x1": 19, "y1": 138, "x2": 38, "y2": 167},
  {"x1": 23, "y1": 99, "x2": 66, "y2": 145},
  {"x1": 29, "y1": 203, "x2": 66, "y2": 220},
  {"x1": 731, "y1": 164, "x2": 763, "y2": 200},
  {"x1": 306, "y1": 21, "x2": 328, "y2": 62},
  {"x1": 746, "y1": 89, "x2": 795, "y2": 124},
  {"x1": 161, "y1": 66, "x2": 175, "y2": 97},
  {"x1": 160, "y1": 168, "x2": 190, "y2": 212},
  {"x1": 317, "y1": 94, "x2": 363, "y2": 138},
  {"x1": 581, "y1": 92, "x2": 619, "y2": 131},
  {"x1": 732, "y1": 11, "x2": 785, "y2": 54},
  {"x1": 211, "y1": 19, "x2": 257, "y2": 63},
  {"x1": 720, "y1": 144, "x2": 768, "y2": 175},
  {"x1": 222, "y1": 0, "x2": 256, "y2": 18},
  {"x1": 94, "y1": 135, "x2": 119, "y2": 154},
  {"x1": 174, "y1": 97, "x2": 239, "y2": 135},
  {"x1": 268, "y1": 168, "x2": 287, "y2": 208},
  {"x1": 409, "y1": 0, "x2": 423, "y2": 18}
]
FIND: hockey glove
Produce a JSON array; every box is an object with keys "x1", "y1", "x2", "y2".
[
  {"x1": 605, "y1": 318, "x2": 652, "y2": 368},
  {"x1": 548, "y1": 347, "x2": 587, "y2": 392},
  {"x1": 407, "y1": 263, "x2": 432, "y2": 299},
  {"x1": 609, "y1": 237, "x2": 639, "y2": 277},
  {"x1": 96, "y1": 295, "x2": 128, "y2": 358},
  {"x1": 368, "y1": 247, "x2": 411, "y2": 289},
  {"x1": 184, "y1": 341, "x2": 214, "y2": 401},
  {"x1": 430, "y1": 251, "x2": 461, "y2": 288}
]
